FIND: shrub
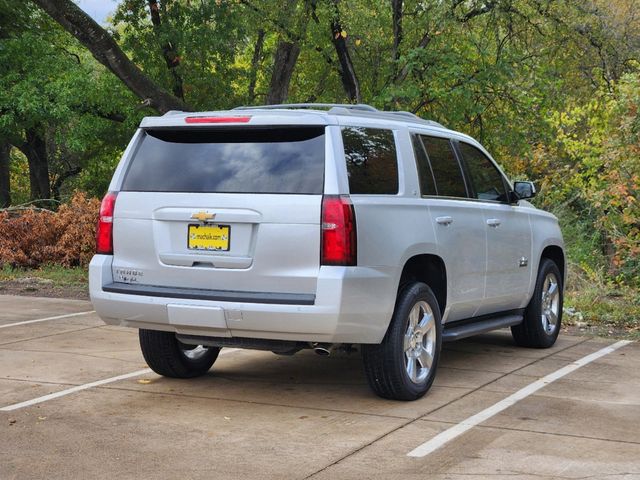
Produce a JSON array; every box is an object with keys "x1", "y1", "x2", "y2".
[
  {"x1": 526, "y1": 73, "x2": 640, "y2": 287},
  {"x1": 0, "y1": 192, "x2": 100, "y2": 268}
]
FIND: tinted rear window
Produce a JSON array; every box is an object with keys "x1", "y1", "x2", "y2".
[
  {"x1": 122, "y1": 127, "x2": 325, "y2": 194},
  {"x1": 342, "y1": 127, "x2": 398, "y2": 194}
]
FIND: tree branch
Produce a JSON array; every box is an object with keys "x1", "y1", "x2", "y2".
[
  {"x1": 147, "y1": 0, "x2": 184, "y2": 100},
  {"x1": 32, "y1": 0, "x2": 188, "y2": 113},
  {"x1": 238, "y1": 0, "x2": 301, "y2": 42},
  {"x1": 330, "y1": 0, "x2": 361, "y2": 102},
  {"x1": 395, "y1": 31, "x2": 431, "y2": 84},
  {"x1": 391, "y1": 0, "x2": 403, "y2": 64},
  {"x1": 51, "y1": 166, "x2": 82, "y2": 201},
  {"x1": 455, "y1": 1, "x2": 498, "y2": 23},
  {"x1": 248, "y1": 29, "x2": 265, "y2": 103}
]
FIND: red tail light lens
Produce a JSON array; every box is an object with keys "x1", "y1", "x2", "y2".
[
  {"x1": 96, "y1": 192, "x2": 117, "y2": 254},
  {"x1": 321, "y1": 195, "x2": 357, "y2": 266}
]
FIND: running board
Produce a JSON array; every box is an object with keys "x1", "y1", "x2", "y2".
[{"x1": 442, "y1": 314, "x2": 523, "y2": 342}]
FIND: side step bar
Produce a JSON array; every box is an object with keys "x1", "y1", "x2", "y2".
[{"x1": 443, "y1": 314, "x2": 523, "y2": 342}]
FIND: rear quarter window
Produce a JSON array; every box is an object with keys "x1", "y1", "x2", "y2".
[
  {"x1": 121, "y1": 127, "x2": 325, "y2": 194},
  {"x1": 342, "y1": 127, "x2": 399, "y2": 194}
]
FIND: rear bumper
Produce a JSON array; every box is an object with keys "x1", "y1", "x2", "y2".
[
  {"x1": 89, "y1": 255, "x2": 396, "y2": 344},
  {"x1": 102, "y1": 282, "x2": 316, "y2": 305}
]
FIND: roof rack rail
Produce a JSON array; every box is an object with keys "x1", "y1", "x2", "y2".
[
  {"x1": 386, "y1": 111, "x2": 445, "y2": 128},
  {"x1": 234, "y1": 103, "x2": 378, "y2": 112},
  {"x1": 233, "y1": 103, "x2": 446, "y2": 129}
]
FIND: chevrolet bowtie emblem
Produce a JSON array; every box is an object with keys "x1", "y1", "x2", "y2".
[{"x1": 191, "y1": 211, "x2": 215, "y2": 222}]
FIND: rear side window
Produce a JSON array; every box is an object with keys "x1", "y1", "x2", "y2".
[
  {"x1": 121, "y1": 127, "x2": 325, "y2": 194},
  {"x1": 458, "y1": 142, "x2": 508, "y2": 202},
  {"x1": 420, "y1": 135, "x2": 467, "y2": 198},
  {"x1": 342, "y1": 127, "x2": 398, "y2": 194},
  {"x1": 411, "y1": 134, "x2": 436, "y2": 196}
]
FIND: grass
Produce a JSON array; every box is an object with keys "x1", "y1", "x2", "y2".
[
  {"x1": 551, "y1": 208, "x2": 639, "y2": 339},
  {"x1": 563, "y1": 263, "x2": 640, "y2": 340},
  {"x1": 0, "y1": 264, "x2": 88, "y2": 286}
]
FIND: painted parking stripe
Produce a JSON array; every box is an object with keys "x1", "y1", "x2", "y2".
[
  {"x1": 407, "y1": 340, "x2": 633, "y2": 458},
  {"x1": 0, "y1": 310, "x2": 96, "y2": 329},
  {"x1": 0, "y1": 348, "x2": 240, "y2": 412}
]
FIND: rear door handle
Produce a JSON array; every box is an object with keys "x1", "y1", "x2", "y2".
[
  {"x1": 436, "y1": 216, "x2": 453, "y2": 226},
  {"x1": 486, "y1": 218, "x2": 501, "y2": 227}
]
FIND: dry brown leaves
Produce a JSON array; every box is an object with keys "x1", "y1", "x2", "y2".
[{"x1": 0, "y1": 192, "x2": 100, "y2": 268}]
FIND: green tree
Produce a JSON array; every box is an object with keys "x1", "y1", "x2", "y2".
[{"x1": 0, "y1": 0, "x2": 137, "y2": 204}]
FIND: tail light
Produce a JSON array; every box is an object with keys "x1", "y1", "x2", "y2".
[
  {"x1": 321, "y1": 195, "x2": 357, "y2": 266},
  {"x1": 185, "y1": 116, "x2": 251, "y2": 124},
  {"x1": 96, "y1": 192, "x2": 117, "y2": 254}
]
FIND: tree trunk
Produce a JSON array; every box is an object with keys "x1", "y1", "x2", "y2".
[
  {"x1": 0, "y1": 142, "x2": 10, "y2": 208},
  {"x1": 51, "y1": 167, "x2": 82, "y2": 201},
  {"x1": 147, "y1": 0, "x2": 184, "y2": 100},
  {"x1": 395, "y1": 32, "x2": 431, "y2": 84},
  {"x1": 32, "y1": 0, "x2": 188, "y2": 113},
  {"x1": 391, "y1": 0, "x2": 403, "y2": 64},
  {"x1": 248, "y1": 29, "x2": 265, "y2": 103},
  {"x1": 265, "y1": 0, "x2": 311, "y2": 105},
  {"x1": 330, "y1": 6, "x2": 361, "y2": 103},
  {"x1": 19, "y1": 129, "x2": 51, "y2": 202},
  {"x1": 266, "y1": 41, "x2": 301, "y2": 105}
]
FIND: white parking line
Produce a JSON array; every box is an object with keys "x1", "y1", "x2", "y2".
[
  {"x1": 407, "y1": 340, "x2": 633, "y2": 458},
  {"x1": 0, "y1": 310, "x2": 96, "y2": 329},
  {"x1": 0, "y1": 348, "x2": 240, "y2": 412}
]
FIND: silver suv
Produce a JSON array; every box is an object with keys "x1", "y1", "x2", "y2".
[{"x1": 89, "y1": 104, "x2": 565, "y2": 401}]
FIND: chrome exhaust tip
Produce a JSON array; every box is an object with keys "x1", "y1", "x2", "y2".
[{"x1": 311, "y1": 342, "x2": 335, "y2": 356}]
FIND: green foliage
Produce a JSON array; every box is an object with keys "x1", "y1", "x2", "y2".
[
  {"x1": 530, "y1": 73, "x2": 640, "y2": 287},
  {"x1": 8, "y1": 150, "x2": 30, "y2": 206},
  {"x1": 112, "y1": 0, "x2": 250, "y2": 109},
  {"x1": 0, "y1": 1, "x2": 141, "y2": 202}
]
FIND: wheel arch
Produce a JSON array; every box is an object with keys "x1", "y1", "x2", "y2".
[
  {"x1": 397, "y1": 254, "x2": 447, "y2": 316},
  {"x1": 540, "y1": 245, "x2": 565, "y2": 286}
]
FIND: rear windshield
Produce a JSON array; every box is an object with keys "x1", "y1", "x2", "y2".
[{"x1": 121, "y1": 127, "x2": 325, "y2": 194}]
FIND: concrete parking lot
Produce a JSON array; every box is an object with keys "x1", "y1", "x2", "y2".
[{"x1": 1, "y1": 294, "x2": 638, "y2": 480}]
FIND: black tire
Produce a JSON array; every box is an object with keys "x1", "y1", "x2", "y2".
[
  {"x1": 139, "y1": 329, "x2": 220, "y2": 378},
  {"x1": 362, "y1": 282, "x2": 442, "y2": 401},
  {"x1": 511, "y1": 258, "x2": 563, "y2": 348}
]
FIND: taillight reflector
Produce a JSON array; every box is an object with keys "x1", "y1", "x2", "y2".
[
  {"x1": 321, "y1": 195, "x2": 357, "y2": 266},
  {"x1": 184, "y1": 116, "x2": 251, "y2": 124},
  {"x1": 96, "y1": 191, "x2": 117, "y2": 255}
]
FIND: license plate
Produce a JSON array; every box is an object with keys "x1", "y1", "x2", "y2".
[{"x1": 188, "y1": 224, "x2": 230, "y2": 251}]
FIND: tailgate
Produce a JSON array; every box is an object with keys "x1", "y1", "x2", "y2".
[{"x1": 110, "y1": 126, "x2": 325, "y2": 297}]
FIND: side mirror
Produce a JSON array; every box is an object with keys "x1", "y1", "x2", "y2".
[{"x1": 513, "y1": 181, "x2": 536, "y2": 200}]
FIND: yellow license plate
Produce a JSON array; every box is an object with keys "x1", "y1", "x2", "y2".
[{"x1": 188, "y1": 224, "x2": 230, "y2": 251}]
